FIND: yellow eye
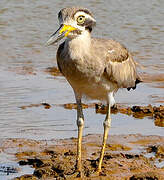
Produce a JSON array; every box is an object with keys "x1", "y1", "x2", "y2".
[{"x1": 77, "y1": 16, "x2": 85, "y2": 24}]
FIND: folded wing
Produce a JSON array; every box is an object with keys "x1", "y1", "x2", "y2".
[{"x1": 104, "y1": 40, "x2": 141, "y2": 89}]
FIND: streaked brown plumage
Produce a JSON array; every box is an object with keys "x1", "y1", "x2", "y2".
[{"x1": 47, "y1": 7, "x2": 141, "y2": 177}]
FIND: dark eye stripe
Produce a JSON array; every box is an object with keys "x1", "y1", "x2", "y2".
[{"x1": 77, "y1": 18, "x2": 96, "y2": 27}]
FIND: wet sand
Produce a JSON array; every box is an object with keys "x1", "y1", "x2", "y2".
[
  {"x1": 0, "y1": 134, "x2": 164, "y2": 179},
  {"x1": 0, "y1": 103, "x2": 162, "y2": 179}
]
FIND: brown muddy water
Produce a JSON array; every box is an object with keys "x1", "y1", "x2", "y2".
[{"x1": 0, "y1": 0, "x2": 164, "y2": 178}]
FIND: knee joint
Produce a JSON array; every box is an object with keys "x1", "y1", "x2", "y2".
[
  {"x1": 77, "y1": 118, "x2": 84, "y2": 127},
  {"x1": 103, "y1": 119, "x2": 111, "y2": 128}
]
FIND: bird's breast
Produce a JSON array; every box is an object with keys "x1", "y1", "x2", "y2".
[
  {"x1": 58, "y1": 53, "x2": 117, "y2": 100},
  {"x1": 57, "y1": 39, "x2": 118, "y2": 100},
  {"x1": 59, "y1": 52, "x2": 103, "y2": 82}
]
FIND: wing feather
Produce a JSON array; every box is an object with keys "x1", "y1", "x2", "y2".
[
  {"x1": 106, "y1": 54, "x2": 138, "y2": 88},
  {"x1": 100, "y1": 39, "x2": 140, "y2": 88}
]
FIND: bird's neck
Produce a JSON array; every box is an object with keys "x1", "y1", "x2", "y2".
[{"x1": 65, "y1": 31, "x2": 92, "y2": 57}]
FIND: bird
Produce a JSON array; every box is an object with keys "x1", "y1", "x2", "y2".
[{"x1": 46, "y1": 7, "x2": 141, "y2": 176}]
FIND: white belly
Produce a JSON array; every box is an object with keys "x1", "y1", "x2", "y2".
[{"x1": 67, "y1": 75, "x2": 117, "y2": 100}]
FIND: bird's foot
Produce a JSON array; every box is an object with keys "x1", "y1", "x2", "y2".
[
  {"x1": 89, "y1": 169, "x2": 103, "y2": 178},
  {"x1": 75, "y1": 160, "x2": 83, "y2": 178},
  {"x1": 65, "y1": 171, "x2": 82, "y2": 179},
  {"x1": 74, "y1": 171, "x2": 82, "y2": 178},
  {"x1": 96, "y1": 167, "x2": 102, "y2": 175}
]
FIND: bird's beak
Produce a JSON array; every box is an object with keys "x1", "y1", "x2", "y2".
[{"x1": 46, "y1": 24, "x2": 77, "y2": 46}]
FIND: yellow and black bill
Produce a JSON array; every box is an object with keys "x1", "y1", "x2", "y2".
[{"x1": 46, "y1": 24, "x2": 77, "y2": 46}]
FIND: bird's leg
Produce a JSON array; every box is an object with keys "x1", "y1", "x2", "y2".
[
  {"x1": 97, "y1": 95, "x2": 112, "y2": 173},
  {"x1": 74, "y1": 93, "x2": 84, "y2": 174}
]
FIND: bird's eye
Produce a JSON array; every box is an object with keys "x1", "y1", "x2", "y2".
[{"x1": 77, "y1": 16, "x2": 85, "y2": 24}]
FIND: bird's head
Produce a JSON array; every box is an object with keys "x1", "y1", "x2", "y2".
[{"x1": 46, "y1": 7, "x2": 96, "y2": 46}]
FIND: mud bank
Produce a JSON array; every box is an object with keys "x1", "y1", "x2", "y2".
[
  {"x1": 20, "y1": 103, "x2": 164, "y2": 127},
  {"x1": 0, "y1": 134, "x2": 164, "y2": 179},
  {"x1": 95, "y1": 104, "x2": 164, "y2": 127}
]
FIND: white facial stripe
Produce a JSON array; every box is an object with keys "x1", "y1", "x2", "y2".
[
  {"x1": 74, "y1": 11, "x2": 96, "y2": 22},
  {"x1": 58, "y1": 10, "x2": 96, "y2": 32}
]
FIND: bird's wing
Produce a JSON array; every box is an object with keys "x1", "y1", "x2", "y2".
[{"x1": 100, "y1": 39, "x2": 140, "y2": 89}]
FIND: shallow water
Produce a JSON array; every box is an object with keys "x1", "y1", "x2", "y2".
[
  {"x1": 0, "y1": 0, "x2": 164, "y2": 142},
  {"x1": 0, "y1": 162, "x2": 34, "y2": 180}
]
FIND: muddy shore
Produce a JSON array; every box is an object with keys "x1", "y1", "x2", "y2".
[
  {"x1": 0, "y1": 134, "x2": 164, "y2": 179},
  {"x1": 1, "y1": 98, "x2": 163, "y2": 179},
  {"x1": 20, "y1": 103, "x2": 164, "y2": 127}
]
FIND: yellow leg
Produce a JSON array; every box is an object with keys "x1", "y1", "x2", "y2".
[
  {"x1": 74, "y1": 93, "x2": 84, "y2": 174},
  {"x1": 97, "y1": 102, "x2": 111, "y2": 173},
  {"x1": 77, "y1": 118, "x2": 83, "y2": 172}
]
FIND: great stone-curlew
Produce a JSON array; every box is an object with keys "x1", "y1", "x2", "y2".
[{"x1": 46, "y1": 7, "x2": 141, "y2": 176}]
